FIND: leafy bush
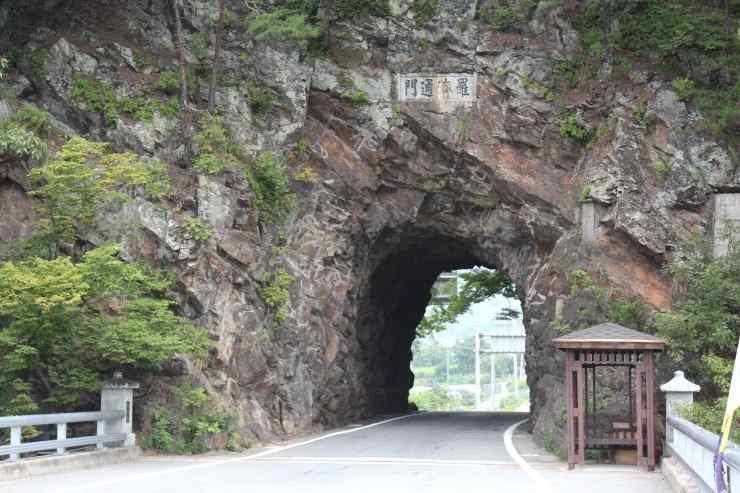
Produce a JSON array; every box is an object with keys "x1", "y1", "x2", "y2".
[
  {"x1": 651, "y1": 159, "x2": 672, "y2": 183},
  {"x1": 0, "y1": 244, "x2": 210, "y2": 412},
  {"x1": 337, "y1": 78, "x2": 369, "y2": 106},
  {"x1": 10, "y1": 104, "x2": 55, "y2": 137},
  {"x1": 71, "y1": 77, "x2": 178, "y2": 126},
  {"x1": 146, "y1": 385, "x2": 233, "y2": 454},
  {"x1": 192, "y1": 116, "x2": 241, "y2": 175},
  {"x1": 28, "y1": 137, "x2": 170, "y2": 247},
  {"x1": 245, "y1": 151, "x2": 295, "y2": 224},
  {"x1": 182, "y1": 217, "x2": 213, "y2": 241},
  {"x1": 409, "y1": 385, "x2": 475, "y2": 411},
  {"x1": 188, "y1": 32, "x2": 210, "y2": 61},
  {"x1": 678, "y1": 399, "x2": 740, "y2": 444},
  {"x1": 0, "y1": 122, "x2": 47, "y2": 160},
  {"x1": 672, "y1": 77, "x2": 696, "y2": 102},
  {"x1": 293, "y1": 166, "x2": 318, "y2": 183},
  {"x1": 632, "y1": 102, "x2": 648, "y2": 127},
  {"x1": 559, "y1": 112, "x2": 593, "y2": 145},
  {"x1": 247, "y1": 8, "x2": 322, "y2": 49},
  {"x1": 0, "y1": 56, "x2": 8, "y2": 79},
  {"x1": 158, "y1": 70, "x2": 180, "y2": 95},
  {"x1": 412, "y1": 0, "x2": 439, "y2": 26},
  {"x1": 246, "y1": 82, "x2": 274, "y2": 121},
  {"x1": 259, "y1": 268, "x2": 294, "y2": 325},
  {"x1": 479, "y1": 6, "x2": 521, "y2": 32}
]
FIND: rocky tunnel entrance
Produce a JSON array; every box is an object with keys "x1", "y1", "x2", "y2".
[{"x1": 353, "y1": 228, "x2": 530, "y2": 416}]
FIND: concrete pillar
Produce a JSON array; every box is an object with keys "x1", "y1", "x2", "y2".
[
  {"x1": 101, "y1": 372, "x2": 140, "y2": 447},
  {"x1": 713, "y1": 193, "x2": 740, "y2": 257},
  {"x1": 660, "y1": 370, "x2": 700, "y2": 441}
]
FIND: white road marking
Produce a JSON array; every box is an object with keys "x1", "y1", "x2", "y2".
[
  {"x1": 54, "y1": 413, "x2": 419, "y2": 492},
  {"x1": 503, "y1": 418, "x2": 555, "y2": 492}
]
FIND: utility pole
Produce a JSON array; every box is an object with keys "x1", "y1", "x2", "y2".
[
  {"x1": 475, "y1": 327, "x2": 481, "y2": 409},
  {"x1": 446, "y1": 348, "x2": 450, "y2": 386},
  {"x1": 490, "y1": 353, "x2": 496, "y2": 410},
  {"x1": 513, "y1": 353, "x2": 519, "y2": 398}
]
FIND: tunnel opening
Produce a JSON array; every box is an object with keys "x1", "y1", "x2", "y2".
[
  {"x1": 354, "y1": 229, "x2": 532, "y2": 417},
  {"x1": 409, "y1": 268, "x2": 529, "y2": 413}
]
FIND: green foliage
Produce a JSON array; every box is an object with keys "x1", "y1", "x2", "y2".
[
  {"x1": 672, "y1": 77, "x2": 696, "y2": 102},
  {"x1": 293, "y1": 166, "x2": 318, "y2": 183},
  {"x1": 0, "y1": 56, "x2": 8, "y2": 79},
  {"x1": 409, "y1": 385, "x2": 475, "y2": 411},
  {"x1": 579, "y1": 185, "x2": 591, "y2": 202},
  {"x1": 181, "y1": 217, "x2": 213, "y2": 242},
  {"x1": 651, "y1": 159, "x2": 672, "y2": 183},
  {"x1": 246, "y1": 81, "x2": 274, "y2": 121},
  {"x1": 247, "y1": 8, "x2": 322, "y2": 49},
  {"x1": 455, "y1": 111, "x2": 473, "y2": 146},
  {"x1": 521, "y1": 75, "x2": 556, "y2": 102},
  {"x1": 11, "y1": 104, "x2": 55, "y2": 137},
  {"x1": 338, "y1": 78, "x2": 369, "y2": 106},
  {"x1": 188, "y1": 32, "x2": 210, "y2": 61},
  {"x1": 26, "y1": 48, "x2": 48, "y2": 80},
  {"x1": 158, "y1": 70, "x2": 180, "y2": 95},
  {"x1": 192, "y1": 116, "x2": 241, "y2": 175},
  {"x1": 245, "y1": 151, "x2": 296, "y2": 225},
  {"x1": 146, "y1": 385, "x2": 233, "y2": 454},
  {"x1": 616, "y1": 1, "x2": 733, "y2": 59},
  {"x1": 568, "y1": 268, "x2": 600, "y2": 297},
  {"x1": 71, "y1": 77, "x2": 178, "y2": 126},
  {"x1": 412, "y1": 0, "x2": 439, "y2": 27},
  {"x1": 559, "y1": 112, "x2": 593, "y2": 145},
  {"x1": 678, "y1": 399, "x2": 740, "y2": 444},
  {"x1": 655, "y1": 238, "x2": 740, "y2": 397},
  {"x1": 0, "y1": 122, "x2": 47, "y2": 160},
  {"x1": 632, "y1": 102, "x2": 648, "y2": 127},
  {"x1": 294, "y1": 137, "x2": 312, "y2": 157},
  {"x1": 551, "y1": 57, "x2": 582, "y2": 89},
  {"x1": 259, "y1": 268, "x2": 294, "y2": 325},
  {"x1": 0, "y1": 244, "x2": 210, "y2": 412},
  {"x1": 479, "y1": 6, "x2": 521, "y2": 32},
  {"x1": 418, "y1": 270, "x2": 517, "y2": 336},
  {"x1": 28, "y1": 137, "x2": 170, "y2": 248},
  {"x1": 333, "y1": 0, "x2": 390, "y2": 19}
]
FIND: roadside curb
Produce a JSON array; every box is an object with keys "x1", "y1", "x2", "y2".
[
  {"x1": 661, "y1": 456, "x2": 701, "y2": 493},
  {"x1": 0, "y1": 447, "x2": 142, "y2": 482}
]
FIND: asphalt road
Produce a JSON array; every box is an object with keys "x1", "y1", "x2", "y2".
[{"x1": 0, "y1": 412, "x2": 672, "y2": 493}]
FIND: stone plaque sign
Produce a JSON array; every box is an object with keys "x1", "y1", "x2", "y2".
[{"x1": 397, "y1": 73, "x2": 476, "y2": 105}]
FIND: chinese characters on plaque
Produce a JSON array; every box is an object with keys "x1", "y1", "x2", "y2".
[{"x1": 397, "y1": 74, "x2": 476, "y2": 103}]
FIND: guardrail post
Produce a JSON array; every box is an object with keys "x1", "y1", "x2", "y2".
[
  {"x1": 100, "y1": 372, "x2": 140, "y2": 448},
  {"x1": 9, "y1": 426, "x2": 21, "y2": 460},
  {"x1": 56, "y1": 423, "x2": 67, "y2": 455},
  {"x1": 660, "y1": 370, "x2": 700, "y2": 442}
]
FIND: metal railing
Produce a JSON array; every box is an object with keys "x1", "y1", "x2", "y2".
[
  {"x1": 666, "y1": 415, "x2": 740, "y2": 492},
  {"x1": 0, "y1": 411, "x2": 128, "y2": 461}
]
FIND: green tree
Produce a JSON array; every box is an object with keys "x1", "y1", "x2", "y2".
[
  {"x1": 418, "y1": 270, "x2": 517, "y2": 336},
  {"x1": 0, "y1": 244, "x2": 210, "y2": 413},
  {"x1": 655, "y1": 238, "x2": 740, "y2": 397}
]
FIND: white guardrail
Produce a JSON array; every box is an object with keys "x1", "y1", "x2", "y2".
[
  {"x1": 0, "y1": 375, "x2": 139, "y2": 462},
  {"x1": 0, "y1": 411, "x2": 127, "y2": 460},
  {"x1": 666, "y1": 415, "x2": 740, "y2": 492}
]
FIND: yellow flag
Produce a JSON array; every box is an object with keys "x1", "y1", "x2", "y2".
[{"x1": 719, "y1": 339, "x2": 740, "y2": 452}]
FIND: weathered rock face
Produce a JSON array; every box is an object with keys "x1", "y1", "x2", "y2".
[{"x1": 1, "y1": 0, "x2": 738, "y2": 448}]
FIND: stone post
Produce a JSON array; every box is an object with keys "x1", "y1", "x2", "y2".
[
  {"x1": 660, "y1": 370, "x2": 700, "y2": 442},
  {"x1": 101, "y1": 371, "x2": 140, "y2": 447}
]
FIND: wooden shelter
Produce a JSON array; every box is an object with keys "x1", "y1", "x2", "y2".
[{"x1": 553, "y1": 323, "x2": 665, "y2": 470}]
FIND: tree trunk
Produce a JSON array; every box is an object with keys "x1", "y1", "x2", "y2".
[
  {"x1": 208, "y1": 0, "x2": 225, "y2": 113},
  {"x1": 173, "y1": 0, "x2": 192, "y2": 160}
]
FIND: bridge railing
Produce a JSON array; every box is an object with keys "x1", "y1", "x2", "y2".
[
  {"x1": 662, "y1": 370, "x2": 740, "y2": 492},
  {"x1": 666, "y1": 414, "x2": 740, "y2": 492},
  {"x1": 0, "y1": 374, "x2": 139, "y2": 462}
]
